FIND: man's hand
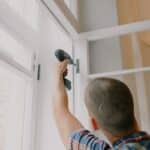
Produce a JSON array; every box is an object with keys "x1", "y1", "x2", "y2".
[
  {"x1": 55, "y1": 59, "x2": 69, "y2": 84},
  {"x1": 52, "y1": 60, "x2": 83, "y2": 148},
  {"x1": 53, "y1": 60, "x2": 69, "y2": 112}
]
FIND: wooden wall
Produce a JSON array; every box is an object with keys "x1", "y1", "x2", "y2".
[{"x1": 116, "y1": 0, "x2": 150, "y2": 129}]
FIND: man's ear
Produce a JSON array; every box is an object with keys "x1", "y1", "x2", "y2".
[{"x1": 90, "y1": 118, "x2": 99, "y2": 130}]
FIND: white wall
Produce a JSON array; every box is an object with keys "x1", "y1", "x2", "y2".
[
  {"x1": 79, "y1": 0, "x2": 118, "y2": 32},
  {"x1": 35, "y1": 3, "x2": 73, "y2": 150}
]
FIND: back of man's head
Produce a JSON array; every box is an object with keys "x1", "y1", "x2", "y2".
[{"x1": 85, "y1": 78, "x2": 135, "y2": 135}]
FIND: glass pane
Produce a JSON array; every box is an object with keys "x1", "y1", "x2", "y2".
[
  {"x1": 0, "y1": 63, "x2": 32, "y2": 150},
  {"x1": 89, "y1": 29, "x2": 150, "y2": 74},
  {"x1": 5, "y1": 0, "x2": 39, "y2": 30},
  {"x1": 0, "y1": 27, "x2": 33, "y2": 71},
  {"x1": 79, "y1": 0, "x2": 150, "y2": 31},
  {"x1": 89, "y1": 37, "x2": 122, "y2": 74}
]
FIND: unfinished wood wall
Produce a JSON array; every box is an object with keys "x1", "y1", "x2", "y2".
[{"x1": 116, "y1": 0, "x2": 150, "y2": 130}]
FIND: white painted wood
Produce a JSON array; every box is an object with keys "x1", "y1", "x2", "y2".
[
  {"x1": 88, "y1": 67, "x2": 150, "y2": 79},
  {"x1": 131, "y1": 34, "x2": 149, "y2": 131},
  {"x1": 41, "y1": 0, "x2": 80, "y2": 37},
  {"x1": 34, "y1": 7, "x2": 74, "y2": 149},
  {"x1": 70, "y1": 0, "x2": 79, "y2": 20},
  {"x1": 0, "y1": 2, "x2": 38, "y2": 149},
  {"x1": 73, "y1": 39, "x2": 90, "y2": 128},
  {"x1": 0, "y1": 51, "x2": 33, "y2": 78},
  {"x1": 0, "y1": 56, "x2": 34, "y2": 150},
  {"x1": 0, "y1": 1, "x2": 39, "y2": 51},
  {"x1": 80, "y1": 20, "x2": 150, "y2": 41}
]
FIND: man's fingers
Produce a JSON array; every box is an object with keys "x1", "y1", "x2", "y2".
[
  {"x1": 63, "y1": 59, "x2": 69, "y2": 67},
  {"x1": 57, "y1": 59, "x2": 69, "y2": 76},
  {"x1": 63, "y1": 69, "x2": 68, "y2": 77},
  {"x1": 60, "y1": 60, "x2": 69, "y2": 72}
]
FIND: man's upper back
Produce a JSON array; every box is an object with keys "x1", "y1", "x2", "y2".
[{"x1": 69, "y1": 129, "x2": 150, "y2": 150}]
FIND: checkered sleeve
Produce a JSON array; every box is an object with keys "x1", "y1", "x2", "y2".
[{"x1": 69, "y1": 129, "x2": 111, "y2": 150}]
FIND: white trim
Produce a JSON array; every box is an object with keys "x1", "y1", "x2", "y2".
[
  {"x1": 88, "y1": 67, "x2": 150, "y2": 79},
  {"x1": 74, "y1": 39, "x2": 90, "y2": 128},
  {"x1": 41, "y1": 0, "x2": 80, "y2": 37},
  {"x1": 0, "y1": 52, "x2": 33, "y2": 78},
  {"x1": 80, "y1": 20, "x2": 150, "y2": 41},
  {"x1": 70, "y1": 0, "x2": 79, "y2": 20}
]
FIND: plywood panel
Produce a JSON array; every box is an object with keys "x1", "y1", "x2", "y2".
[
  {"x1": 118, "y1": 34, "x2": 141, "y2": 125},
  {"x1": 137, "y1": 0, "x2": 150, "y2": 20},
  {"x1": 116, "y1": 0, "x2": 139, "y2": 24},
  {"x1": 139, "y1": 42, "x2": 150, "y2": 114},
  {"x1": 116, "y1": 0, "x2": 150, "y2": 129},
  {"x1": 120, "y1": 35, "x2": 134, "y2": 68}
]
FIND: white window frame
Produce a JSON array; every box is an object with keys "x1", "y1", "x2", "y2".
[
  {"x1": 73, "y1": 20, "x2": 150, "y2": 130},
  {"x1": 78, "y1": 20, "x2": 150, "y2": 82}
]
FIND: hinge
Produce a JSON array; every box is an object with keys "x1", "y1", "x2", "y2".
[
  {"x1": 37, "y1": 64, "x2": 41, "y2": 80},
  {"x1": 76, "y1": 59, "x2": 80, "y2": 74}
]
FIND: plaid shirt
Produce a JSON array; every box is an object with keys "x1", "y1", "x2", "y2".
[{"x1": 69, "y1": 129, "x2": 150, "y2": 150}]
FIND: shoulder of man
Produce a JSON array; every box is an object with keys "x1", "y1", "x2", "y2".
[{"x1": 68, "y1": 129, "x2": 111, "y2": 150}]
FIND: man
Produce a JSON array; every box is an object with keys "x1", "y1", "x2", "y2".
[{"x1": 52, "y1": 60, "x2": 150, "y2": 150}]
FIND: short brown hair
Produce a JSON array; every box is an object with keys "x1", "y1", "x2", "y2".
[{"x1": 85, "y1": 78, "x2": 135, "y2": 134}]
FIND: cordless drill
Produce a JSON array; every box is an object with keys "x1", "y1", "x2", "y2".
[{"x1": 55, "y1": 49, "x2": 74, "y2": 90}]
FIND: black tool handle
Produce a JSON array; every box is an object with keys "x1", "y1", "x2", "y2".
[
  {"x1": 64, "y1": 78, "x2": 71, "y2": 90},
  {"x1": 55, "y1": 49, "x2": 74, "y2": 64}
]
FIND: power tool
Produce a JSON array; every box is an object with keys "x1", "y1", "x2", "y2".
[{"x1": 55, "y1": 49, "x2": 75, "y2": 90}]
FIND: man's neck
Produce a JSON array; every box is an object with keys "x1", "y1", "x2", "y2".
[{"x1": 103, "y1": 126, "x2": 140, "y2": 144}]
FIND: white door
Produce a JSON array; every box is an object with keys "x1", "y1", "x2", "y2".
[
  {"x1": 0, "y1": 0, "x2": 40, "y2": 149},
  {"x1": 0, "y1": 26, "x2": 38, "y2": 150}
]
